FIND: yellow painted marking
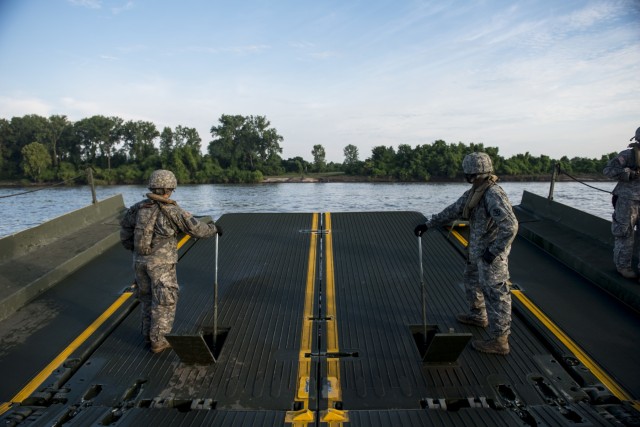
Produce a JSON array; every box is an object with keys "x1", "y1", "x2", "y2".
[
  {"x1": 287, "y1": 213, "x2": 318, "y2": 425},
  {"x1": 324, "y1": 212, "x2": 347, "y2": 425},
  {"x1": 321, "y1": 408, "x2": 350, "y2": 422},
  {"x1": 448, "y1": 227, "x2": 468, "y2": 246},
  {"x1": 285, "y1": 408, "x2": 314, "y2": 423},
  {"x1": 0, "y1": 292, "x2": 133, "y2": 415},
  {"x1": 447, "y1": 225, "x2": 636, "y2": 405},
  {"x1": 512, "y1": 290, "x2": 637, "y2": 405},
  {"x1": 0, "y1": 234, "x2": 194, "y2": 416},
  {"x1": 178, "y1": 234, "x2": 191, "y2": 248}
]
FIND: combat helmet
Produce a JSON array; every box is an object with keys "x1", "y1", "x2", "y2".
[
  {"x1": 633, "y1": 127, "x2": 640, "y2": 142},
  {"x1": 462, "y1": 152, "x2": 493, "y2": 175},
  {"x1": 148, "y1": 169, "x2": 177, "y2": 190}
]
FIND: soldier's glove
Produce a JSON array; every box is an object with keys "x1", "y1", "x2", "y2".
[
  {"x1": 215, "y1": 224, "x2": 223, "y2": 236},
  {"x1": 623, "y1": 169, "x2": 640, "y2": 181},
  {"x1": 482, "y1": 248, "x2": 497, "y2": 264},
  {"x1": 414, "y1": 223, "x2": 428, "y2": 236}
]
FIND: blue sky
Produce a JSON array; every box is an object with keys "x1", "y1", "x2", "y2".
[{"x1": 0, "y1": 0, "x2": 638, "y2": 163}]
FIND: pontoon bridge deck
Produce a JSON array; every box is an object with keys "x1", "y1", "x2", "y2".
[{"x1": 0, "y1": 192, "x2": 639, "y2": 426}]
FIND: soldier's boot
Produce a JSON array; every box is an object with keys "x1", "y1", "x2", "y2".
[
  {"x1": 456, "y1": 313, "x2": 489, "y2": 328},
  {"x1": 150, "y1": 340, "x2": 172, "y2": 354},
  {"x1": 472, "y1": 335, "x2": 509, "y2": 355},
  {"x1": 617, "y1": 268, "x2": 638, "y2": 279}
]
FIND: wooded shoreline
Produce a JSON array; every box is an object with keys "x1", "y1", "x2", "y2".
[{"x1": 0, "y1": 173, "x2": 610, "y2": 187}]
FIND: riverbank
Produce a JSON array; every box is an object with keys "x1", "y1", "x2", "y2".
[
  {"x1": 261, "y1": 173, "x2": 607, "y2": 183},
  {"x1": 0, "y1": 173, "x2": 609, "y2": 187}
]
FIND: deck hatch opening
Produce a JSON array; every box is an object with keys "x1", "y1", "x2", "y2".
[
  {"x1": 410, "y1": 325, "x2": 471, "y2": 365},
  {"x1": 166, "y1": 327, "x2": 230, "y2": 365}
]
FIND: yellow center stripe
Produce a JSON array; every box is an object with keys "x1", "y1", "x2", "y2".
[
  {"x1": 286, "y1": 213, "x2": 318, "y2": 425},
  {"x1": 0, "y1": 234, "x2": 193, "y2": 416},
  {"x1": 321, "y1": 212, "x2": 347, "y2": 424}
]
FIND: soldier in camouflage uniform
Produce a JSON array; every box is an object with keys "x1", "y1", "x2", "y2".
[
  {"x1": 603, "y1": 127, "x2": 640, "y2": 279},
  {"x1": 414, "y1": 152, "x2": 518, "y2": 355},
  {"x1": 120, "y1": 170, "x2": 222, "y2": 353}
]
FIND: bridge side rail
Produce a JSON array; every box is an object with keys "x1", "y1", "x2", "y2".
[
  {"x1": 515, "y1": 190, "x2": 640, "y2": 312},
  {"x1": 0, "y1": 194, "x2": 126, "y2": 322}
]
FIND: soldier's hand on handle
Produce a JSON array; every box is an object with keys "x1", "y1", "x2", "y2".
[
  {"x1": 414, "y1": 223, "x2": 428, "y2": 237},
  {"x1": 215, "y1": 224, "x2": 223, "y2": 236}
]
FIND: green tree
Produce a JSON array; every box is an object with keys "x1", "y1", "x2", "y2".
[
  {"x1": 73, "y1": 115, "x2": 123, "y2": 168},
  {"x1": 121, "y1": 120, "x2": 159, "y2": 162},
  {"x1": 367, "y1": 145, "x2": 396, "y2": 177},
  {"x1": 159, "y1": 127, "x2": 174, "y2": 167},
  {"x1": 209, "y1": 114, "x2": 248, "y2": 169},
  {"x1": 6, "y1": 115, "x2": 50, "y2": 177},
  {"x1": 283, "y1": 156, "x2": 308, "y2": 174},
  {"x1": 208, "y1": 114, "x2": 283, "y2": 174},
  {"x1": 248, "y1": 115, "x2": 284, "y2": 174},
  {"x1": 343, "y1": 144, "x2": 361, "y2": 174},
  {"x1": 21, "y1": 141, "x2": 51, "y2": 182},
  {"x1": 42, "y1": 115, "x2": 70, "y2": 168},
  {"x1": 0, "y1": 118, "x2": 10, "y2": 177},
  {"x1": 311, "y1": 144, "x2": 326, "y2": 172}
]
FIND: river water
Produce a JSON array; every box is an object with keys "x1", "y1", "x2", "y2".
[{"x1": 0, "y1": 181, "x2": 616, "y2": 238}]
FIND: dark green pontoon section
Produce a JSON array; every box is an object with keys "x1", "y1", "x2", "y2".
[{"x1": 1, "y1": 207, "x2": 639, "y2": 426}]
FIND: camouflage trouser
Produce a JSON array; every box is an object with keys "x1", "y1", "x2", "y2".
[
  {"x1": 134, "y1": 262, "x2": 179, "y2": 346},
  {"x1": 463, "y1": 253, "x2": 512, "y2": 338},
  {"x1": 611, "y1": 197, "x2": 640, "y2": 271}
]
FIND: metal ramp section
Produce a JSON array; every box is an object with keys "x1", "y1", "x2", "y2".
[
  {"x1": 1, "y1": 212, "x2": 636, "y2": 426},
  {"x1": 327, "y1": 212, "x2": 629, "y2": 426}
]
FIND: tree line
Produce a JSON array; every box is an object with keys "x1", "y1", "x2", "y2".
[{"x1": 0, "y1": 113, "x2": 615, "y2": 185}]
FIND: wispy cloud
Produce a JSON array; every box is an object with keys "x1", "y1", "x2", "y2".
[
  {"x1": 308, "y1": 51, "x2": 338, "y2": 60},
  {"x1": 67, "y1": 0, "x2": 101, "y2": 9},
  {"x1": 187, "y1": 44, "x2": 271, "y2": 55},
  {"x1": 112, "y1": 1, "x2": 134, "y2": 15},
  {"x1": 290, "y1": 41, "x2": 316, "y2": 49},
  {"x1": 0, "y1": 96, "x2": 51, "y2": 117}
]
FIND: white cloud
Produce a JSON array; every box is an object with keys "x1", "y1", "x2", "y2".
[
  {"x1": 187, "y1": 44, "x2": 271, "y2": 55},
  {"x1": 67, "y1": 0, "x2": 101, "y2": 9},
  {"x1": 112, "y1": 1, "x2": 134, "y2": 15},
  {"x1": 0, "y1": 96, "x2": 51, "y2": 117}
]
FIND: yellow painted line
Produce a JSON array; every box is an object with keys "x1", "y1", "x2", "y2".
[
  {"x1": 448, "y1": 227, "x2": 468, "y2": 247},
  {"x1": 0, "y1": 234, "x2": 194, "y2": 416},
  {"x1": 512, "y1": 290, "x2": 637, "y2": 406},
  {"x1": 0, "y1": 291, "x2": 133, "y2": 415},
  {"x1": 321, "y1": 212, "x2": 348, "y2": 424},
  {"x1": 286, "y1": 213, "x2": 318, "y2": 425},
  {"x1": 178, "y1": 234, "x2": 191, "y2": 248},
  {"x1": 446, "y1": 225, "x2": 636, "y2": 405}
]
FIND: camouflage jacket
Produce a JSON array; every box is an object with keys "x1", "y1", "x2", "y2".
[
  {"x1": 120, "y1": 196, "x2": 218, "y2": 265},
  {"x1": 603, "y1": 148, "x2": 640, "y2": 201},
  {"x1": 426, "y1": 184, "x2": 518, "y2": 259}
]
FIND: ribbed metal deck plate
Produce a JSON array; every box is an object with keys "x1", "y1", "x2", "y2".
[{"x1": 2, "y1": 212, "x2": 632, "y2": 426}]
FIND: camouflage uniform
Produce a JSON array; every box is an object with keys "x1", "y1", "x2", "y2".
[
  {"x1": 425, "y1": 182, "x2": 518, "y2": 339},
  {"x1": 120, "y1": 171, "x2": 219, "y2": 351},
  {"x1": 603, "y1": 137, "x2": 640, "y2": 278}
]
